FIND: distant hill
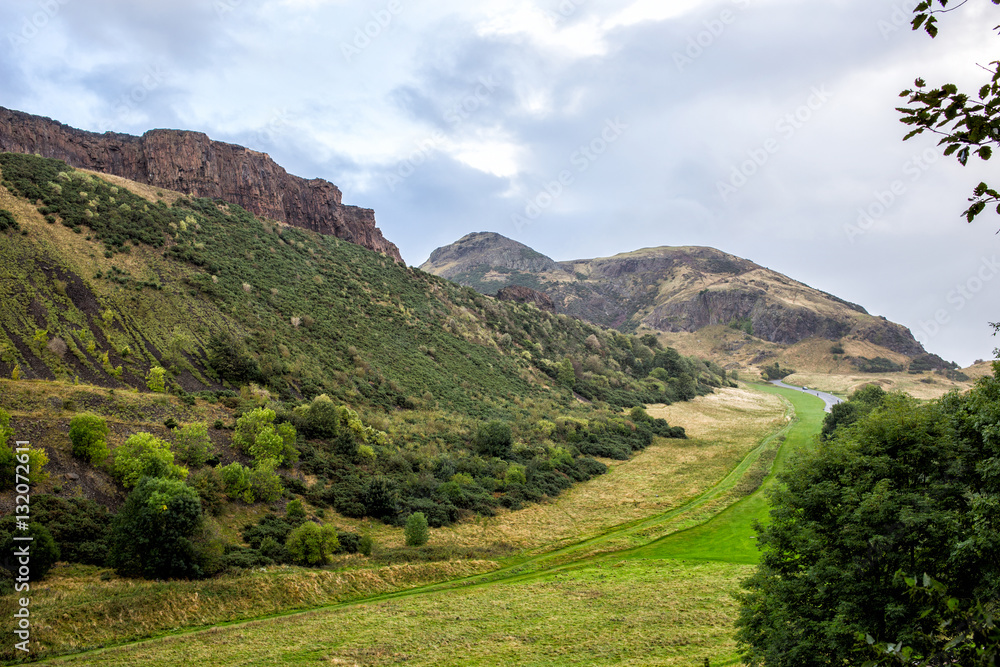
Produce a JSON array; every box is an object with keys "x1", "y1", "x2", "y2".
[{"x1": 421, "y1": 232, "x2": 953, "y2": 373}]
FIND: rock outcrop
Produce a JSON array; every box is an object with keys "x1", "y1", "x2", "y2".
[
  {"x1": 0, "y1": 106, "x2": 402, "y2": 261},
  {"x1": 421, "y1": 232, "x2": 929, "y2": 357},
  {"x1": 496, "y1": 285, "x2": 556, "y2": 312}
]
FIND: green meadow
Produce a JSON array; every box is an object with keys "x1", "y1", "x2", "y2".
[{"x1": 20, "y1": 383, "x2": 826, "y2": 666}]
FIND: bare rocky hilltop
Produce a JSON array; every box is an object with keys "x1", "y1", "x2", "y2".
[
  {"x1": 0, "y1": 106, "x2": 401, "y2": 261},
  {"x1": 421, "y1": 232, "x2": 940, "y2": 363}
]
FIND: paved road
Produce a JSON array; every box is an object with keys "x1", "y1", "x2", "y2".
[{"x1": 770, "y1": 380, "x2": 844, "y2": 413}]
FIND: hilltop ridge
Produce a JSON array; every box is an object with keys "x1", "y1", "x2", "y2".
[
  {"x1": 420, "y1": 232, "x2": 938, "y2": 366},
  {"x1": 0, "y1": 106, "x2": 402, "y2": 261}
]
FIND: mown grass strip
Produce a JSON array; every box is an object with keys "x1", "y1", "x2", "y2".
[{"x1": 630, "y1": 385, "x2": 825, "y2": 563}]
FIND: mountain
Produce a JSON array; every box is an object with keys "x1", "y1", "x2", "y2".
[
  {"x1": 420, "y1": 232, "x2": 939, "y2": 365},
  {"x1": 0, "y1": 106, "x2": 401, "y2": 261}
]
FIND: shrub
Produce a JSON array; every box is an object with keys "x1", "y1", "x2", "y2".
[
  {"x1": 69, "y1": 413, "x2": 110, "y2": 465},
  {"x1": 107, "y1": 477, "x2": 204, "y2": 579},
  {"x1": 172, "y1": 422, "x2": 214, "y2": 467},
  {"x1": 0, "y1": 518, "x2": 59, "y2": 581},
  {"x1": 112, "y1": 432, "x2": 187, "y2": 488},
  {"x1": 404, "y1": 512, "x2": 429, "y2": 547},
  {"x1": 0, "y1": 209, "x2": 19, "y2": 232},
  {"x1": 286, "y1": 499, "x2": 306, "y2": 522},
  {"x1": 302, "y1": 394, "x2": 339, "y2": 439},
  {"x1": 233, "y1": 408, "x2": 298, "y2": 466},
  {"x1": 187, "y1": 467, "x2": 226, "y2": 515},
  {"x1": 285, "y1": 522, "x2": 339, "y2": 566},
  {"x1": 359, "y1": 534, "x2": 375, "y2": 556},
  {"x1": 249, "y1": 459, "x2": 283, "y2": 503},
  {"x1": 474, "y1": 420, "x2": 513, "y2": 458},
  {"x1": 0, "y1": 409, "x2": 49, "y2": 489},
  {"x1": 146, "y1": 365, "x2": 166, "y2": 392},
  {"x1": 32, "y1": 495, "x2": 110, "y2": 565},
  {"x1": 219, "y1": 462, "x2": 253, "y2": 502}
]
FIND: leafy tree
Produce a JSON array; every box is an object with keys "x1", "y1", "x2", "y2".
[
  {"x1": 32, "y1": 495, "x2": 111, "y2": 565},
  {"x1": 232, "y1": 407, "x2": 298, "y2": 466},
  {"x1": 0, "y1": 409, "x2": 49, "y2": 489},
  {"x1": 860, "y1": 573, "x2": 1000, "y2": 667},
  {"x1": 0, "y1": 518, "x2": 59, "y2": 582},
  {"x1": 145, "y1": 365, "x2": 166, "y2": 392},
  {"x1": 899, "y1": 0, "x2": 1000, "y2": 222},
  {"x1": 206, "y1": 330, "x2": 264, "y2": 385},
  {"x1": 285, "y1": 499, "x2": 307, "y2": 522},
  {"x1": 285, "y1": 521, "x2": 339, "y2": 566},
  {"x1": 404, "y1": 512, "x2": 429, "y2": 547},
  {"x1": 172, "y1": 422, "x2": 214, "y2": 467},
  {"x1": 107, "y1": 477, "x2": 204, "y2": 579},
  {"x1": 112, "y1": 432, "x2": 187, "y2": 488},
  {"x1": 473, "y1": 420, "x2": 513, "y2": 458},
  {"x1": 219, "y1": 462, "x2": 253, "y2": 502},
  {"x1": 736, "y1": 380, "x2": 1000, "y2": 666},
  {"x1": 248, "y1": 458, "x2": 283, "y2": 503},
  {"x1": 301, "y1": 394, "x2": 339, "y2": 439},
  {"x1": 68, "y1": 413, "x2": 110, "y2": 465}
]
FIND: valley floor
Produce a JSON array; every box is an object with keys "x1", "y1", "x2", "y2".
[{"x1": 13, "y1": 383, "x2": 826, "y2": 666}]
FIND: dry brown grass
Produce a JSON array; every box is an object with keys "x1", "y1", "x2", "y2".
[
  {"x1": 4, "y1": 560, "x2": 499, "y2": 661},
  {"x1": 432, "y1": 386, "x2": 787, "y2": 555},
  {"x1": 783, "y1": 371, "x2": 969, "y2": 400}
]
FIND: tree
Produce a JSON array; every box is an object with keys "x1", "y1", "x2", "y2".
[
  {"x1": 899, "y1": 0, "x2": 1000, "y2": 222},
  {"x1": 285, "y1": 521, "x2": 339, "y2": 566},
  {"x1": 107, "y1": 477, "x2": 204, "y2": 579},
  {"x1": 0, "y1": 517, "x2": 59, "y2": 582},
  {"x1": 404, "y1": 512, "x2": 429, "y2": 547},
  {"x1": 145, "y1": 365, "x2": 166, "y2": 393},
  {"x1": 0, "y1": 409, "x2": 49, "y2": 489},
  {"x1": 112, "y1": 432, "x2": 187, "y2": 488},
  {"x1": 473, "y1": 420, "x2": 513, "y2": 458},
  {"x1": 68, "y1": 413, "x2": 110, "y2": 465},
  {"x1": 232, "y1": 407, "x2": 298, "y2": 466},
  {"x1": 736, "y1": 381, "x2": 1000, "y2": 666},
  {"x1": 172, "y1": 422, "x2": 214, "y2": 467}
]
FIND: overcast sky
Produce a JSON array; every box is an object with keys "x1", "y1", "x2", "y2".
[{"x1": 2, "y1": 0, "x2": 999, "y2": 366}]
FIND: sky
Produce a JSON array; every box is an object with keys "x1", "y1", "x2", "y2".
[{"x1": 1, "y1": 0, "x2": 999, "y2": 366}]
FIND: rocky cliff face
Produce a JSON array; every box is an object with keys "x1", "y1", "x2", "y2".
[{"x1": 0, "y1": 106, "x2": 402, "y2": 261}]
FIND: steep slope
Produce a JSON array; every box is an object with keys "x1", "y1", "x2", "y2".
[
  {"x1": 420, "y1": 232, "x2": 930, "y2": 360},
  {"x1": 0, "y1": 154, "x2": 726, "y2": 413},
  {"x1": 0, "y1": 106, "x2": 401, "y2": 261}
]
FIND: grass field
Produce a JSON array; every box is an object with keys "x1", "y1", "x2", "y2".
[
  {"x1": 8, "y1": 384, "x2": 808, "y2": 666},
  {"x1": 32, "y1": 560, "x2": 753, "y2": 667},
  {"x1": 631, "y1": 386, "x2": 824, "y2": 563}
]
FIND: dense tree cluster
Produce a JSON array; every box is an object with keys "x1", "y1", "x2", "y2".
[{"x1": 736, "y1": 373, "x2": 1000, "y2": 665}]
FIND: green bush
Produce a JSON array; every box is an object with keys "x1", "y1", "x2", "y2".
[
  {"x1": 219, "y1": 462, "x2": 253, "y2": 502},
  {"x1": 474, "y1": 420, "x2": 512, "y2": 458},
  {"x1": 112, "y1": 432, "x2": 187, "y2": 488},
  {"x1": 0, "y1": 409, "x2": 50, "y2": 489},
  {"x1": 32, "y1": 495, "x2": 110, "y2": 565},
  {"x1": 0, "y1": 209, "x2": 19, "y2": 232},
  {"x1": 108, "y1": 477, "x2": 204, "y2": 579},
  {"x1": 404, "y1": 512, "x2": 429, "y2": 547},
  {"x1": 172, "y1": 422, "x2": 214, "y2": 467},
  {"x1": 69, "y1": 413, "x2": 110, "y2": 465},
  {"x1": 285, "y1": 522, "x2": 339, "y2": 566},
  {"x1": 0, "y1": 518, "x2": 59, "y2": 581}
]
